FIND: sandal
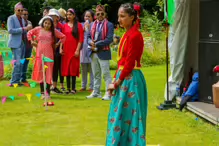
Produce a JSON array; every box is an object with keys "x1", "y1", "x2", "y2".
[
  {"x1": 41, "y1": 93, "x2": 45, "y2": 100},
  {"x1": 41, "y1": 94, "x2": 51, "y2": 100}
]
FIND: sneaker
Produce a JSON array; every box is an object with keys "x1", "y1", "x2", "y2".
[
  {"x1": 88, "y1": 88, "x2": 93, "y2": 92},
  {"x1": 86, "y1": 92, "x2": 102, "y2": 99},
  {"x1": 102, "y1": 95, "x2": 111, "y2": 100},
  {"x1": 65, "y1": 89, "x2": 71, "y2": 95},
  {"x1": 21, "y1": 80, "x2": 29, "y2": 84},
  {"x1": 102, "y1": 93, "x2": 111, "y2": 101},
  {"x1": 41, "y1": 94, "x2": 51, "y2": 100},
  {"x1": 70, "y1": 90, "x2": 76, "y2": 94},
  {"x1": 18, "y1": 83, "x2": 24, "y2": 86},
  {"x1": 51, "y1": 87, "x2": 63, "y2": 94},
  {"x1": 60, "y1": 87, "x2": 66, "y2": 92}
]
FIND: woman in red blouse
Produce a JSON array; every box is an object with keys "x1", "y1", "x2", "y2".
[
  {"x1": 61, "y1": 8, "x2": 84, "y2": 94},
  {"x1": 106, "y1": 3, "x2": 148, "y2": 145}
]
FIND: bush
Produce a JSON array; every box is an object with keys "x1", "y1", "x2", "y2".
[
  {"x1": 141, "y1": 10, "x2": 164, "y2": 44},
  {"x1": 114, "y1": 27, "x2": 125, "y2": 38},
  {"x1": 3, "y1": 64, "x2": 12, "y2": 80},
  {"x1": 141, "y1": 49, "x2": 166, "y2": 67},
  {"x1": 110, "y1": 60, "x2": 117, "y2": 70}
]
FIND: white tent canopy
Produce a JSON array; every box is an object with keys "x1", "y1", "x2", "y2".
[{"x1": 164, "y1": 0, "x2": 199, "y2": 100}]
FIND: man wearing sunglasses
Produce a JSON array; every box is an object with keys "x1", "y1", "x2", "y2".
[
  {"x1": 87, "y1": 5, "x2": 114, "y2": 100},
  {"x1": 7, "y1": 2, "x2": 32, "y2": 87}
]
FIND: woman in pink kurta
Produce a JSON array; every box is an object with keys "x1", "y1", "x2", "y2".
[
  {"x1": 27, "y1": 16, "x2": 66, "y2": 97},
  {"x1": 61, "y1": 8, "x2": 83, "y2": 94}
]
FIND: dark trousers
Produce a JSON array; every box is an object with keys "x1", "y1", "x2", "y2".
[
  {"x1": 40, "y1": 83, "x2": 51, "y2": 95},
  {"x1": 53, "y1": 55, "x2": 64, "y2": 83},
  {"x1": 66, "y1": 76, "x2": 76, "y2": 91}
]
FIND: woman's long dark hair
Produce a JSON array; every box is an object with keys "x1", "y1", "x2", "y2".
[
  {"x1": 67, "y1": 9, "x2": 79, "y2": 39},
  {"x1": 41, "y1": 18, "x2": 56, "y2": 51}
]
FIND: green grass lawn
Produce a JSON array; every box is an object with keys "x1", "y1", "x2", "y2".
[{"x1": 0, "y1": 65, "x2": 219, "y2": 146}]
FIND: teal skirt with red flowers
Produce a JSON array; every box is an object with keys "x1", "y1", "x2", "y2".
[{"x1": 106, "y1": 70, "x2": 148, "y2": 146}]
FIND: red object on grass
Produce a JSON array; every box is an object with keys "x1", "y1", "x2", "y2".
[
  {"x1": 43, "y1": 102, "x2": 54, "y2": 106},
  {"x1": 23, "y1": 83, "x2": 30, "y2": 87}
]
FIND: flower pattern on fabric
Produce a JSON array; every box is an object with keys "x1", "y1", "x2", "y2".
[
  {"x1": 110, "y1": 118, "x2": 115, "y2": 123},
  {"x1": 128, "y1": 92, "x2": 135, "y2": 98},
  {"x1": 106, "y1": 70, "x2": 148, "y2": 146},
  {"x1": 132, "y1": 127, "x2": 139, "y2": 133},
  {"x1": 125, "y1": 120, "x2": 131, "y2": 125},
  {"x1": 121, "y1": 86, "x2": 128, "y2": 92},
  {"x1": 114, "y1": 126, "x2": 121, "y2": 132},
  {"x1": 125, "y1": 74, "x2": 133, "y2": 80}
]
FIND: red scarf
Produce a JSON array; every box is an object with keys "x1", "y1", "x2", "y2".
[{"x1": 91, "y1": 19, "x2": 110, "y2": 50}]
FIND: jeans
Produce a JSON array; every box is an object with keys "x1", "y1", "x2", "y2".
[
  {"x1": 10, "y1": 42, "x2": 25, "y2": 84},
  {"x1": 91, "y1": 53, "x2": 112, "y2": 95},
  {"x1": 21, "y1": 47, "x2": 32, "y2": 82}
]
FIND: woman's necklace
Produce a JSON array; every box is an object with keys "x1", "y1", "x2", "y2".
[{"x1": 68, "y1": 22, "x2": 73, "y2": 28}]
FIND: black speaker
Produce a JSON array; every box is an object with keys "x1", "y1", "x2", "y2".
[
  {"x1": 200, "y1": 0, "x2": 219, "y2": 41},
  {"x1": 198, "y1": 42, "x2": 219, "y2": 103}
]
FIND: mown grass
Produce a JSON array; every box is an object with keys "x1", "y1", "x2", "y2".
[{"x1": 0, "y1": 66, "x2": 219, "y2": 146}]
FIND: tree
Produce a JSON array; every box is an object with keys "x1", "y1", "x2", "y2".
[{"x1": 0, "y1": 0, "x2": 44, "y2": 26}]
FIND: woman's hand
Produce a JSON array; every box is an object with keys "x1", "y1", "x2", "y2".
[
  {"x1": 74, "y1": 49, "x2": 80, "y2": 57},
  {"x1": 108, "y1": 83, "x2": 116, "y2": 96},
  {"x1": 115, "y1": 79, "x2": 122, "y2": 87},
  {"x1": 60, "y1": 48, "x2": 64, "y2": 55},
  {"x1": 59, "y1": 43, "x2": 64, "y2": 55},
  {"x1": 55, "y1": 43, "x2": 60, "y2": 49},
  {"x1": 107, "y1": 79, "x2": 122, "y2": 96},
  {"x1": 84, "y1": 22, "x2": 90, "y2": 31},
  {"x1": 112, "y1": 78, "x2": 116, "y2": 84},
  {"x1": 31, "y1": 41, "x2": 37, "y2": 47}
]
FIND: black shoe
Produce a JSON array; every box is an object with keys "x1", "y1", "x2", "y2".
[
  {"x1": 51, "y1": 87, "x2": 63, "y2": 94},
  {"x1": 65, "y1": 89, "x2": 71, "y2": 94}
]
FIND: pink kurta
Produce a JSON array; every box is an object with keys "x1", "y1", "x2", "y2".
[
  {"x1": 62, "y1": 23, "x2": 84, "y2": 77},
  {"x1": 27, "y1": 26, "x2": 66, "y2": 84}
]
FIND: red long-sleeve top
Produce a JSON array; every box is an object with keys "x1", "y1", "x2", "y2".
[{"x1": 114, "y1": 26, "x2": 144, "y2": 80}]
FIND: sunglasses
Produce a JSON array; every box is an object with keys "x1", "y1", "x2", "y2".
[
  {"x1": 96, "y1": 12, "x2": 104, "y2": 16},
  {"x1": 23, "y1": 14, "x2": 28, "y2": 16},
  {"x1": 17, "y1": 9, "x2": 23, "y2": 12}
]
